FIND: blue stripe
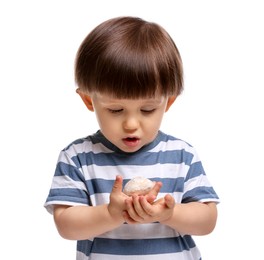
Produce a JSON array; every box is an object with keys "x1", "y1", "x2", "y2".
[
  {"x1": 88, "y1": 130, "x2": 184, "y2": 151},
  {"x1": 55, "y1": 162, "x2": 85, "y2": 182},
  {"x1": 77, "y1": 235, "x2": 196, "y2": 256},
  {"x1": 63, "y1": 137, "x2": 87, "y2": 151},
  {"x1": 185, "y1": 161, "x2": 205, "y2": 181},
  {"x1": 86, "y1": 179, "x2": 114, "y2": 194},
  {"x1": 182, "y1": 186, "x2": 219, "y2": 203},
  {"x1": 77, "y1": 239, "x2": 93, "y2": 257},
  {"x1": 149, "y1": 177, "x2": 185, "y2": 193},
  {"x1": 71, "y1": 149, "x2": 193, "y2": 168},
  {"x1": 45, "y1": 188, "x2": 90, "y2": 205},
  {"x1": 46, "y1": 180, "x2": 217, "y2": 205},
  {"x1": 84, "y1": 177, "x2": 185, "y2": 195},
  {"x1": 53, "y1": 163, "x2": 186, "y2": 195}
]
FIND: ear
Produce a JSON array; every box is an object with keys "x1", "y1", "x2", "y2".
[
  {"x1": 165, "y1": 96, "x2": 176, "y2": 112},
  {"x1": 76, "y1": 88, "x2": 94, "y2": 111}
]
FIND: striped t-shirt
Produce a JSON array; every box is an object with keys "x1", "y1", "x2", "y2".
[{"x1": 44, "y1": 130, "x2": 219, "y2": 260}]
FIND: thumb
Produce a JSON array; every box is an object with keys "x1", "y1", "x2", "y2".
[
  {"x1": 112, "y1": 175, "x2": 123, "y2": 193},
  {"x1": 146, "y1": 181, "x2": 162, "y2": 201},
  {"x1": 164, "y1": 194, "x2": 175, "y2": 209}
]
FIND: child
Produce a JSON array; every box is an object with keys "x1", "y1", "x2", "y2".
[{"x1": 44, "y1": 16, "x2": 220, "y2": 259}]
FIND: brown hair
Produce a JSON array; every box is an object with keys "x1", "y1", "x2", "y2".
[{"x1": 75, "y1": 16, "x2": 183, "y2": 98}]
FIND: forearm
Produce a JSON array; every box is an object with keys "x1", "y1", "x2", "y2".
[
  {"x1": 161, "y1": 202, "x2": 217, "y2": 235},
  {"x1": 53, "y1": 204, "x2": 124, "y2": 240}
]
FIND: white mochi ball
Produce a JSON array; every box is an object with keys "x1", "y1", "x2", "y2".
[{"x1": 123, "y1": 176, "x2": 155, "y2": 196}]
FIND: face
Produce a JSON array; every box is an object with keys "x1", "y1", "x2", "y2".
[{"x1": 78, "y1": 91, "x2": 175, "y2": 153}]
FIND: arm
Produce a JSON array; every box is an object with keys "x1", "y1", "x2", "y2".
[
  {"x1": 53, "y1": 175, "x2": 126, "y2": 240},
  {"x1": 161, "y1": 200, "x2": 217, "y2": 235},
  {"x1": 124, "y1": 194, "x2": 217, "y2": 236}
]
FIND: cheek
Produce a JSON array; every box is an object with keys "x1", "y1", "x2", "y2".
[
  {"x1": 94, "y1": 111, "x2": 106, "y2": 129},
  {"x1": 96, "y1": 116, "x2": 109, "y2": 130},
  {"x1": 153, "y1": 118, "x2": 163, "y2": 130},
  {"x1": 95, "y1": 113, "x2": 118, "y2": 134},
  {"x1": 145, "y1": 114, "x2": 164, "y2": 131},
  {"x1": 153, "y1": 110, "x2": 165, "y2": 124}
]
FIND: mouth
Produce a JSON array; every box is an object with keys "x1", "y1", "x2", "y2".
[
  {"x1": 122, "y1": 137, "x2": 140, "y2": 147},
  {"x1": 124, "y1": 137, "x2": 139, "y2": 141}
]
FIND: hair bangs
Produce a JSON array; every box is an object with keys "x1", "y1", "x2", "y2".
[
  {"x1": 75, "y1": 16, "x2": 183, "y2": 98},
  {"x1": 93, "y1": 48, "x2": 166, "y2": 99}
]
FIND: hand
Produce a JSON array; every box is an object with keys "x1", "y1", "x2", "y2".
[
  {"x1": 123, "y1": 194, "x2": 175, "y2": 224},
  {"x1": 144, "y1": 181, "x2": 163, "y2": 203},
  {"x1": 108, "y1": 175, "x2": 129, "y2": 222}
]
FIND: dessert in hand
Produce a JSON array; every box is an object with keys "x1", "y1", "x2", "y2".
[{"x1": 123, "y1": 176, "x2": 155, "y2": 196}]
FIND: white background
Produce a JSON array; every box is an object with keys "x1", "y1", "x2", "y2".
[{"x1": 1, "y1": 0, "x2": 263, "y2": 259}]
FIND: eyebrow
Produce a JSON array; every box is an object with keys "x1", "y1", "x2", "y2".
[
  {"x1": 95, "y1": 93, "x2": 165, "y2": 104},
  {"x1": 100, "y1": 98, "x2": 165, "y2": 107}
]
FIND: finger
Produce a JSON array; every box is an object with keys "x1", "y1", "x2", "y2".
[
  {"x1": 139, "y1": 196, "x2": 154, "y2": 216},
  {"x1": 164, "y1": 194, "x2": 175, "y2": 209},
  {"x1": 145, "y1": 181, "x2": 162, "y2": 203},
  {"x1": 132, "y1": 195, "x2": 147, "y2": 218},
  {"x1": 112, "y1": 175, "x2": 123, "y2": 193},
  {"x1": 122, "y1": 211, "x2": 138, "y2": 224},
  {"x1": 125, "y1": 197, "x2": 144, "y2": 222}
]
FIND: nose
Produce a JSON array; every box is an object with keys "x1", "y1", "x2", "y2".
[{"x1": 123, "y1": 115, "x2": 139, "y2": 131}]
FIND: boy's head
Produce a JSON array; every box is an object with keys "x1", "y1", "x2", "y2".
[{"x1": 75, "y1": 16, "x2": 183, "y2": 99}]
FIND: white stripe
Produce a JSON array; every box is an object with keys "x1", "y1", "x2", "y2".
[
  {"x1": 77, "y1": 246, "x2": 201, "y2": 260},
  {"x1": 76, "y1": 251, "x2": 88, "y2": 260},
  {"x1": 81, "y1": 163, "x2": 189, "y2": 180},
  {"x1": 190, "y1": 151, "x2": 201, "y2": 164},
  {"x1": 149, "y1": 139, "x2": 194, "y2": 153},
  {"x1": 62, "y1": 139, "x2": 200, "y2": 166},
  {"x1": 44, "y1": 201, "x2": 85, "y2": 214},
  {"x1": 148, "y1": 139, "x2": 202, "y2": 165},
  {"x1": 66, "y1": 140, "x2": 113, "y2": 156},
  {"x1": 51, "y1": 175, "x2": 87, "y2": 190},
  {"x1": 98, "y1": 223, "x2": 180, "y2": 239},
  {"x1": 58, "y1": 142, "x2": 114, "y2": 166},
  {"x1": 67, "y1": 138, "x2": 194, "y2": 155},
  {"x1": 90, "y1": 191, "x2": 183, "y2": 205},
  {"x1": 90, "y1": 193, "x2": 110, "y2": 205},
  {"x1": 184, "y1": 174, "x2": 212, "y2": 192}
]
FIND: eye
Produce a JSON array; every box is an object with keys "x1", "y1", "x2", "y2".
[
  {"x1": 108, "y1": 108, "x2": 123, "y2": 114},
  {"x1": 141, "y1": 109, "x2": 156, "y2": 114}
]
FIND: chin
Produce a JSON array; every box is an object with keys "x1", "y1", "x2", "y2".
[{"x1": 120, "y1": 145, "x2": 142, "y2": 153}]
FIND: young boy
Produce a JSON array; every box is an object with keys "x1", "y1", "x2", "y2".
[{"x1": 44, "y1": 16, "x2": 219, "y2": 259}]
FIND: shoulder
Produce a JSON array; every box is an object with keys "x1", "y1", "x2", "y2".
[
  {"x1": 155, "y1": 131, "x2": 195, "y2": 152},
  {"x1": 62, "y1": 135, "x2": 93, "y2": 153},
  {"x1": 61, "y1": 131, "x2": 112, "y2": 156},
  {"x1": 147, "y1": 131, "x2": 200, "y2": 166}
]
